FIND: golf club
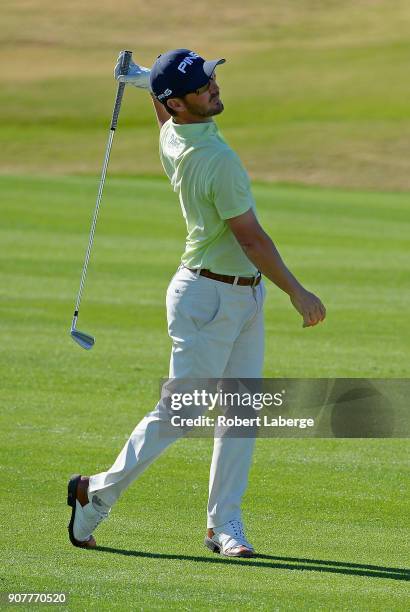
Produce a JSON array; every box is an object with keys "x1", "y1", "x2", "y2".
[{"x1": 70, "y1": 50, "x2": 132, "y2": 350}]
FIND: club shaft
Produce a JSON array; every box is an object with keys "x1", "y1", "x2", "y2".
[
  {"x1": 73, "y1": 128, "x2": 115, "y2": 319},
  {"x1": 71, "y1": 50, "x2": 132, "y2": 332}
]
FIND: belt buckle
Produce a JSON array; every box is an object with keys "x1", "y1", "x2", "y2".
[{"x1": 252, "y1": 271, "x2": 261, "y2": 288}]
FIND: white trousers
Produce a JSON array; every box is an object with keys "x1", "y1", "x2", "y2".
[{"x1": 89, "y1": 266, "x2": 265, "y2": 528}]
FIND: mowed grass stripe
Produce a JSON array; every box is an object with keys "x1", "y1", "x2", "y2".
[{"x1": 1, "y1": 175, "x2": 409, "y2": 378}]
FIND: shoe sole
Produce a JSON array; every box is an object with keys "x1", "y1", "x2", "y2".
[
  {"x1": 67, "y1": 474, "x2": 95, "y2": 548},
  {"x1": 204, "y1": 537, "x2": 254, "y2": 558}
]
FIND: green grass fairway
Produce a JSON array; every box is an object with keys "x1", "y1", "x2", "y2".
[
  {"x1": 2, "y1": 1, "x2": 410, "y2": 189},
  {"x1": 1, "y1": 176, "x2": 409, "y2": 610}
]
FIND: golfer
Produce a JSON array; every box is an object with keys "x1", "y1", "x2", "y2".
[{"x1": 67, "y1": 49, "x2": 326, "y2": 557}]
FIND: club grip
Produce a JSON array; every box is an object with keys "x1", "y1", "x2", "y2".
[{"x1": 111, "y1": 50, "x2": 133, "y2": 131}]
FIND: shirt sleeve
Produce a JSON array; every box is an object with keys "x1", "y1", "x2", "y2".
[
  {"x1": 208, "y1": 150, "x2": 255, "y2": 220},
  {"x1": 159, "y1": 118, "x2": 171, "y2": 154}
]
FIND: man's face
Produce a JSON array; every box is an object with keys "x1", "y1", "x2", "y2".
[{"x1": 179, "y1": 73, "x2": 224, "y2": 118}]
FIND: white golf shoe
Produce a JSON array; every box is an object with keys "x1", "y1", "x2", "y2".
[
  {"x1": 204, "y1": 519, "x2": 255, "y2": 558},
  {"x1": 67, "y1": 474, "x2": 110, "y2": 548}
]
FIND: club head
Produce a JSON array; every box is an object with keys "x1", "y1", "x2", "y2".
[{"x1": 70, "y1": 329, "x2": 95, "y2": 350}]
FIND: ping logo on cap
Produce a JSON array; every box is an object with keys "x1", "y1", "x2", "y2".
[
  {"x1": 177, "y1": 51, "x2": 201, "y2": 74},
  {"x1": 158, "y1": 88, "x2": 173, "y2": 101}
]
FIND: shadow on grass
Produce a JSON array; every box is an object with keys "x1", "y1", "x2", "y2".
[{"x1": 94, "y1": 546, "x2": 409, "y2": 581}]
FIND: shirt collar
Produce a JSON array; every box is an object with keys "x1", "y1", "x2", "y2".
[{"x1": 170, "y1": 119, "x2": 217, "y2": 140}]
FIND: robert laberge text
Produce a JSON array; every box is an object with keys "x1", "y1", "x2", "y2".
[{"x1": 171, "y1": 415, "x2": 314, "y2": 429}]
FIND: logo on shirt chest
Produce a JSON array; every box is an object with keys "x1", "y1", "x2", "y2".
[{"x1": 167, "y1": 133, "x2": 184, "y2": 155}]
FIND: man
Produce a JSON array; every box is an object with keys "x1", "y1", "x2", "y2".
[{"x1": 67, "y1": 49, "x2": 326, "y2": 558}]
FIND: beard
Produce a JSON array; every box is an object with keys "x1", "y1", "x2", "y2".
[{"x1": 184, "y1": 96, "x2": 224, "y2": 117}]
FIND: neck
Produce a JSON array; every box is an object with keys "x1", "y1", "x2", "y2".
[{"x1": 173, "y1": 115, "x2": 213, "y2": 125}]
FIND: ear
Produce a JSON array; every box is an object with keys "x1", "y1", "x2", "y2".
[{"x1": 167, "y1": 97, "x2": 186, "y2": 113}]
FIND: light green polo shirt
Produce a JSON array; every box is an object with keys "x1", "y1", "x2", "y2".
[{"x1": 159, "y1": 118, "x2": 257, "y2": 276}]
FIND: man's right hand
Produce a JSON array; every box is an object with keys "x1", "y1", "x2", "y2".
[
  {"x1": 290, "y1": 288, "x2": 326, "y2": 327},
  {"x1": 226, "y1": 208, "x2": 327, "y2": 328},
  {"x1": 114, "y1": 52, "x2": 151, "y2": 90}
]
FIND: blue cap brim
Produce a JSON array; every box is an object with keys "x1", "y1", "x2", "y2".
[{"x1": 203, "y1": 58, "x2": 226, "y2": 77}]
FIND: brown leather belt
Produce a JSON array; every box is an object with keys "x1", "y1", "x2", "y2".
[{"x1": 187, "y1": 267, "x2": 261, "y2": 287}]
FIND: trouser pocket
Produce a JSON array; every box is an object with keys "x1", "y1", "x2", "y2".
[{"x1": 167, "y1": 273, "x2": 221, "y2": 336}]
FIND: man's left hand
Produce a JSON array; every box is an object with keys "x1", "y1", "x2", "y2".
[{"x1": 114, "y1": 52, "x2": 151, "y2": 90}]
